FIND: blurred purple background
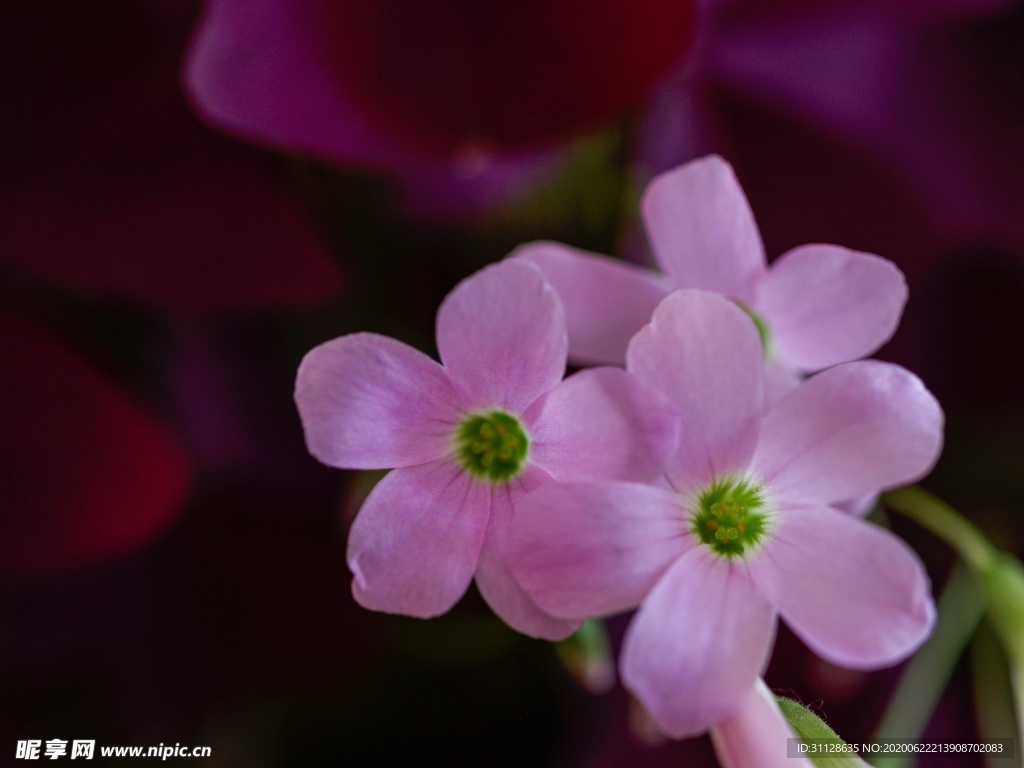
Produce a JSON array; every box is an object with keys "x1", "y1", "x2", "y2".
[{"x1": 3, "y1": 1, "x2": 1023, "y2": 765}]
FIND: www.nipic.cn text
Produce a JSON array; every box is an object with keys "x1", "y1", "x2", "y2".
[{"x1": 16, "y1": 740, "x2": 212, "y2": 761}]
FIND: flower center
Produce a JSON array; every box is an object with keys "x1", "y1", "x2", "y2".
[
  {"x1": 690, "y1": 476, "x2": 769, "y2": 558},
  {"x1": 454, "y1": 410, "x2": 529, "y2": 483}
]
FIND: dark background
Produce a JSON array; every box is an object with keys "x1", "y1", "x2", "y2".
[{"x1": 3, "y1": 1, "x2": 1023, "y2": 765}]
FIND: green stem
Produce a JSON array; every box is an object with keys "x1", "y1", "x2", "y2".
[
  {"x1": 882, "y1": 487, "x2": 996, "y2": 573},
  {"x1": 971, "y1": 624, "x2": 1017, "y2": 768},
  {"x1": 883, "y1": 486, "x2": 1024, "y2": 765},
  {"x1": 1011, "y1": 662, "x2": 1024, "y2": 763},
  {"x1": 871, "y1": 564, "x2": 987, "y2": 768}
]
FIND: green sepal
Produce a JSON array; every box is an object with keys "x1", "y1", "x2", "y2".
[{"x1": 777, "y1": 698, "x2": 874, "y2": 768}]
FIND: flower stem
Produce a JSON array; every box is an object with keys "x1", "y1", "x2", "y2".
[
  {"x1": 882, "y1": 486, "x2": 1024, "y2": 759},
  {"x1": 871, "y1": 564, "x2": 987, "y2": 768},
  {"x1": 882, "y1": 486, "x2": 995, "y2": 573},
  {"x1": 971, "y1": 624, "x2": 1019, "y2": 768}
]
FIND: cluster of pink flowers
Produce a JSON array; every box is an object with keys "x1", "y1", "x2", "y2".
[{"x1": 295, "y1": 156, "x2": 944, "y2": 756}]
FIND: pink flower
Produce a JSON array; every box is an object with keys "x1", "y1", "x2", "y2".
[
  {"x1": 509, "y1": 289, "x2": 943, "y2": 735},
  {"x1": 294, "y1": 260, "x2": 677, "y2": 639},
  {"x1": 710, "y1": 680, "x2": 813, "y2": 768},
  {"x1": 514, "y1": 155, "x2": 907, "y2": 399}
]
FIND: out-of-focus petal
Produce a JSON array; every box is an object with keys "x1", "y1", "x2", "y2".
[
  {"x1": 295, "y1": 333, "x2": 464, "y2": 470},
  {"x1": 627, "y1": 290, "x2": 763, "y2": 493},
  {"x1": 710, "y1": 679, "x2": 811, "y2": 768},
  {"x1": 756, "y1": 244, "x2": 907, "y2": 371},
  {"x1": 511, "y1": 242, "x2": 672, "y2": 365},
  {"x1": 526, "y1": 367, "x2": 680, "y2": 483},
  {"x1": 633, "y1": 67, "x2": 723, "y2": 181},
  {"x1": 721, "y1": 0, "x2": 1010, "y2": 22},
  {"x1": 621, "y1": 550, "x2": 776, "y2": 738},
  {"x1": 346, "y1": 459, "x2": 490, "y2": 618},
  {"x1": 751, "y1": 361, "x2": 943, "y2": 505},
  {"x1": 509, "y1": 481, "x2": 689, "y2": 620},
  {"x1": 187, "y1": 1, "x2": 577, "y2": 218},
  {"x1": 0, "y1": 1, "x2": 339, "y2": 311},
  {"x1": 474, "y1": 467, "x2": 580, "y2": 640},
  {"x1": 436, "y1": 261, "x2": 566, "y2": 413},
  {"x1": 641, "y1": 155, "x2": 766, "y2": 299},
  {"x1": 0, "y1": 310, "x2": 190, "y2": 574},
  {"x1": 709, "y1": 5, "x2": 1022, "y2": 255},
  {"x1": 749, "y1": 504, "x2": 935, "y2": 669},
  {"x1": 708, "y1": 11, "x2": 923, "y2": 158},
  {"x1": 186, "y1": 0, "x2": 405, "y2": 167},
  {"x1": 186, "y1": 0, "x2": 696, "y2": 159}
]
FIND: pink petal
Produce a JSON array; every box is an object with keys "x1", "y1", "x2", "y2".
[
  {"x1": 295, "y1": 333, "x2": 464, "y2": 470},
  {"x1": 751, "y1": 361, "x2": 944, "y2": 505},
  {"x1": 834, "y1": 493, "x2": 879, "y2": 517},
  {"x1": 526, "y1": 367, "x2": 680, "y2": 483},
  {"x1": 764, "y1": 360, "x2": 802, "y2": 409},
  {"x1": 749, "y1": 504, "x2": 935, "y2": 669},
  {"x1": 509, "y1": 481, "x2": 690, "y2": 620},
  {"x1": 755, "y1": 244, "x2": 907, "y2": 371},
  {"x1": 627, "y1": 290, "x2": 763, "y2": 493},
  {"x1": 621, "y1": 550, "x2": 776, "y2": 738},
  {"x1": 474, "y1": 468, "x2": 580, "y2": 640},
  {"x1": 710, "y1": 680, "x2": 811, "y2": 768},
  {"x1": 347, "y1": 459, "x2": 490, "y2": 617},
  {"x1": 641, "y1": 155, "x2": 766, "y2": 299},
  {"x1": 511, "y1": 242, "x2": 671, "y2": 365},
  {"x1": 437, "y1": 260, "x2": 567, "y2": 412}
]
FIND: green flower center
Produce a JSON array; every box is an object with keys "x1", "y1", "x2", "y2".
[
  {"x1": 690, "y1": 476, "x2": 769, "y2": 558},
  {"x1": 454, "y1": 410, "x2": 529, "y2": 483}
]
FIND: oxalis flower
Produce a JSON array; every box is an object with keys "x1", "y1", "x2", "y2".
[
  {"x1": 294, "y1": 260, "x2": 677, "y2": 639},
  {"x1": 514, "y1": 155, "x2": 906, "y2": 400},
  {"x1": 509, "y1": 289, "x2": 943, "y2": 736}
]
